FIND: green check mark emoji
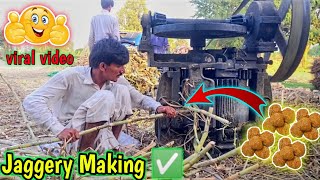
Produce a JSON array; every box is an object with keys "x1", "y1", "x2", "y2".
[{"x1": 156, "y1": 153, "x2": 178, "y2": 174}]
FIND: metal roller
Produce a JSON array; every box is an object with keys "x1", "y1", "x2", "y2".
[{"x1": 233, "y1": 0, "x2": 310, "y2": 82}]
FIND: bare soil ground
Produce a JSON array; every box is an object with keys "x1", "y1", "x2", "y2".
[{"x1": 0, "y1": 63, "x2": 320, "y2": 180}]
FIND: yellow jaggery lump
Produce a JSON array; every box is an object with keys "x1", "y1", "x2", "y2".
[
  {"x1": 260, "y1": 131, "x2": 274, "y2": 147},
  {"x1": 297, "y1": 109, "x2": 309, "y2": 121},
  {"x1": 263, "y1": 118, "x2": 276, "y2": 132},
  {"x1": 309, "y1": 113, "x2": 320, "y2": 128},
  {"x1": 276, "y1": 123, "x2": 290, "y2": 135},
  {"x1": 270, "y1": 113, "x2": 285, "y2": 127},
  {"x1": 286, "y1": 157, "x2": 302, "y2": 169},
  {"x1": 248, "y1": 127, "x2": 260, "y2": 139},
  {"x1": 279, "y1": 146, "x2": 295, "y2": 161},
  {"x1": 304, "y1": 127, "x2": 319, "y2": 140},
  {"x1": 273, "y1": 138, "x2": 306, "y2": 170},
  {"x1": 269, "y1": 104, "x2": 282, "y2": 116},
  {"x1": 279, "y1": 138, "x2": 292, "y2": 150},
  {"x1": 255, "y1": 146, "x2": 270, "y2": 159},
  {"x1": 263, "y1": 105, "x2": 296, "y2": 136},
  {"x1": 241, "y1": 141, "x2": 255, "y2": 156},
  {"x1": 290, "y1": 123, "x2": 303, "y2": 138},
  {"x1": 248, "y1": 136, "x2": 263, "y2": 150},
  {"x1": 282, "y1": 108, "x2": 295, "y2": 124},
  {"x1": 273, "y1": 152, "x2": 286, "y2": 167},
  {"x1": 291, "y1": 141, "x2": 306, "y2": 157},
  {"x1": 299, "y1": 117, "x2": 312, "y2": 132},
  {"x1": 290, "y1": 109, "x2": 319, "y2": 140}
]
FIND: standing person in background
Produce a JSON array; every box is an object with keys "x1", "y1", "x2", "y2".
[{"x1": 88, "y1": 0, "x2": 120, "y2": 51}]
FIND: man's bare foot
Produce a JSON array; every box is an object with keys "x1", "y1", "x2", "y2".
[{"x1": 79, "y1": 121, "x2": 106, "y2": 151}]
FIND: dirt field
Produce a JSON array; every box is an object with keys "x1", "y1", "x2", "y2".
[
  {"x1": 0, "y1": 63, "x2": 320, "y2": 179},
  {"x1": 0, "y1": 64, "x2": 51, "y2": 141}
]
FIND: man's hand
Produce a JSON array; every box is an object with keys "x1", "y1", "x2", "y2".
[
  {"x1": 156, "y1": 106, "x2": 177, "y2": 118},
  {"x1": 57, "y1": 128, "x2": 80, "y2": 142}
]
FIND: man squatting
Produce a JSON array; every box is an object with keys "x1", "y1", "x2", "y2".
[{"x1": 23, "y1": 38, "x2": 176, "y2": 153}]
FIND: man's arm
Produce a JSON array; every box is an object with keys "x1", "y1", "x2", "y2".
[
  {"x1": 23, "y1": 69, "x2": 70, "y2": 136},
  {"x1": 88, "y1": 17, "x2": 95, "y2": 51},
  {"x1": 116, "y1": 76, "x2": 176, "y2": 117},
  {"x1": 113, "y1": 17, "x2": 120, "y2": 41}
]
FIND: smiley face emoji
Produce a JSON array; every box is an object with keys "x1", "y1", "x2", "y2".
[
  {"x1": 4, "y1": 5, "x2": 70, "y2": 46},
  {"x1": 20, "y1": 6, "x2": 55, "y2": 43}
]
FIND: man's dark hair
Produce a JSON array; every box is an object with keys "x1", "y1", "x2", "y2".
[
  {"x1": 89, "y1": 38, "x2": 129, "y2": 68},
  {"x1": 101, "y1": 0, "x2": 114, "y2": 9}
]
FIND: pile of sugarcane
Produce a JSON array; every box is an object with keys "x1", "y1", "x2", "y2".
[
  {"x1": 74, "y1": 46, "x2": 90, "y2": 66},
  {"x1": 271, "y1": 83, "x2": 320, "y2": 106},
  {"x1": 124, "y1": 47, "x2": 160, "y2": 95},
  {"x1": 75, "y1": 46, "x2": 160, "y2": 95}
]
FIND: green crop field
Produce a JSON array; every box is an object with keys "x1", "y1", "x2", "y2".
[{"x1": 267, "y1": 52, "x2": 316, "y2": 89}]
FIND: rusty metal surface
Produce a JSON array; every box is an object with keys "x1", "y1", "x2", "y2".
[{"x1": 139, "y1": 0, "x2": 311, "y2": 151}]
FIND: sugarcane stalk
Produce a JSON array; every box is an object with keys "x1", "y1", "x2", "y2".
[
  {"x1": 193, "y1": 107, "x2": 213, "y2": 160},
  {"x1": 138, "y1": 141, "x2": 174, "y2": 158},
  {"x1": 205, "y1": 108, "x2": 214, "y2": 160},
  {"x1": 0, "y1": 113, "x2": 167, "y2": 152},
  {"x1": 193, "y1": 111, "x2": 200, "y2": 152},
  {"x1": 184, "y1": 153, "x2": 197, "y2": 165},
  {"x1": 1, "y1": 110, "x2": 194, "y2": 152},
  {"x1": 185, "y1": 106, "x2": 230, "y2": 125},
  {"x1": 133, "y1": 141, "x2": 156, "y2": 157},
  {"x1": 184, "y1": 141, "x2": 215, "y2": 171},
  {"x1": 224, "y1": 163, "x2": 260, "y2": 180},
  {"x1": 193, "y1": 147, "x2": 240, "y2": 168},
  {"x1": 1, "y1": 106, "x2": 223, "y2": 153},
  {"x1": 195, "y1": 107, "x2": 213, "y2": 152}
]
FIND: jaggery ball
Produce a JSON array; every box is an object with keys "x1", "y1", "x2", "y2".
[
  {"x1": 276, "y1": 123, "x2": 290, "y2": 135},
  {"x1": 282, "y1": 108, "x2": 295, "y2": 124},
  {"x1": 241, "y1": 141, "x2": 255, "y2": 157},
  {"x1": 291, "y1": 141, "x2": 306, "y2": 157},
  {"x1": 260, "y1": 131, "x2": 274, "y2": 147},
  {"x1": 279, "y1": 138, "x2": 292, "y2": 150},
  {"x1": 248, "y1": 136, "x2": 263, "y2": 150},
  {"x1": 299, "y1": 117, "x2": 312, "y2": 132},
  {"x1": 271, "y1": 113, "x2": 285, "y2": 127},
  {"x1": 273, "y1": 152, "x2": 286, "y2": 167},
  {"x1": 297, "y1": 109, "x2": 309, "y2": 121},
  {"x1": 309, "y1": 113, "x2": 320, "y2": 128},
  {"x1": 269, "y1": 104, "x2": 282, "y2": 116},
  {"x1": 290, "y1": 123, "x2": 303, "y2": 138},
  {"x1": 248, "y1": 127, "x2": 260, "y2": 139},
  {"x1": 279, "y1": 146, "x2": 295, "y2": 161},
  {"x1": 304, "y1": 128, "x2": 319, "y2": 140},
  {"x1": 263, "y1": 118, "x2": 276, "y2": 132},
  {"x1": 255, "y1": 146, "x2": 270, "y2": 159},
  {"x1": 286, "y1": 157, "x2": 302, "y2": 169}
]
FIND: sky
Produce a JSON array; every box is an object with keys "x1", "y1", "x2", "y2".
[{"x1": 0, "y1": 0, "x2": 196, "y2": 49}]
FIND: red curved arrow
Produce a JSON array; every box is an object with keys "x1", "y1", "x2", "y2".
[{"x1": 186, "y1": 84, "x2": 267, "y2": 118}]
